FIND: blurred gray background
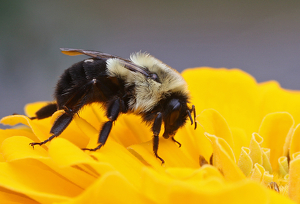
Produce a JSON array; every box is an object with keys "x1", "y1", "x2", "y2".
[{"x1": 1, "y1": 0, "x2": 300, "y2": 121}]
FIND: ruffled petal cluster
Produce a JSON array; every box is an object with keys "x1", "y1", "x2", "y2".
[{"x1": 0, "y1": 67, "x2": 299, "y2": 203}]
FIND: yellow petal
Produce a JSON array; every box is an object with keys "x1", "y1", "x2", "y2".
[
  {"x1": 251, "y1": 163, "x2": 265, "y2": 182},
  {"x1": 157, "y1": 126, "x2": 199, "y2": 164},
  {"x1": 24, "y1": 102, "x2": 55, "y2": 129},
  {"x1": 258, "y1": 81, "x2": 300, "y2": 125},
  {"x1": 231, "y1": 127, "x2": 249, "y2": 159},
  {"x1": 262, "y1": 171, "x2": 274, "y2": 186},
  {"x1": 0, "y1": 136, "x2": 47, "y2": 162},
  {"x1": 198, "y1": 109, "x2": 236, "y2": 156},
  {"x1": 89, "y1": 140, "x2": 146, "y2": 188},
  {"x1": 0, "y1": 160, "x2": 78, "y2": 203},
  {"x1": 1, "y1": 115, "x2": 50, "y2": 146},
  {"x1": 258, "y1": 112, "x2": 294, "y2": 171},
  {"x1": 249, "y1": 133, "x2": 263, "y2": 166},
  {"x1": 0, "y1": 128, "x2": 37, "y2": 149},
  {"x1": 289, "y1": 156, "x2": 300, "y2": 203},
  {"x1": 140, "y1": 163, "x2": 282, "y2": 204},
  {"x1": 77, "y1": 103, "x2": 104, "y2": 130},
  {"x1": 183, "y1": 68, "x2": 261, "y2": 137},
  {"x1": 192, "y1": 123, "x2": 213, "y2": 162},
  {"x1": 1, "y1": 136, "x2": 96, "y2": 191},
  {"x1": 24, "y1": 102, "x2": 51, "y2": 118},
  {"x1": 261, "y1": 148, "x2": 273, "y2": 173},
  {"x1": 110, "y1": 115, "x2": 143, "y2": 147},
  {"x1": 72, "y1": 114, "x2": 99, "y2": 149},
  {"x1": 48, "y1": 137, "x2": 96, "y2": 168},
  {"x1": 49, "y1": 138, "x2": 115, "y2": 179},
  {"x1": 46, "y1": 138, "x2": 98, "y2": 189},
  {"x1": 50, "y1": 111, "x2": 89, "y2": 148},
  {"x1": 1, "y1": 113, "x2": 89, "y2": 149},
  {"x1": 169, "y1": 180, "x2": 270, "y2": 204},
  {"x1": 74, "y1": 111, "x2": 153, "y2": 149},
  {"x1": 268, "y1": 185, "x2": 297, "y2": 204},
  {"x1": 292, "y1": 152, "x2": 300, "y2": 160},
  {"x1": 282, "y1": 174, "x2": 290, "y2": 187},
  {"x1": 290, "y1": 124, "x2": 300, "y2": 158},
  {"x1": 198, "y1": 165, "x2": 225, "y2": 181},
  {"x1": 116, "y1": 114, "x2": 152, "y2": 144},
  {"x1": 140, "y1": 166, "x2": 224, "y2": 204},
  {"x1": 61, "y1": 171, "x2": 154, "y2": 204},
  {"x1": 278, "y1": 156, "x2": 289, "y2": 177},
  {"x1": 238, "y1": 147, "x2": 253, "y2": 177},
  {"x1": 129, "y1": 138, "x2": 198, "y2": 170},
  {"x1": 205, "y1": 133, "x2": 245, "y2": 181},
  {"x1": 134, "y1": 165, "x2": 296, "y2": 204},
  {"x1": 139, "y1": 167, "x2": 173, "y2": 203},
  {"x1": 165, "y1": 166, "x2": 224, "y2": 183},
  {"x1": 0, "y1": 186, "x2": 39, "y2": 204}
]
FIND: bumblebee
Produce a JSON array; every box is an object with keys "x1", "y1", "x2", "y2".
[{"x1": 30, "y1": 48, "x2": 197, "y2": 163}]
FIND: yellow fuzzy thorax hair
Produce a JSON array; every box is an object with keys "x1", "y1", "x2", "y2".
[{"x1": 106, "y1": 52, "x2": 189, "y2": 113}]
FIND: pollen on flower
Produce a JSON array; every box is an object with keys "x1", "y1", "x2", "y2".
[{"x1": 279, "y1": 184, "x2": 289, "y2": 196}]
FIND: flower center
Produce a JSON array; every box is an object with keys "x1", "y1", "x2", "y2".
[{"x1": 237, "y1": 133, "x2": 289, "y2": 196}]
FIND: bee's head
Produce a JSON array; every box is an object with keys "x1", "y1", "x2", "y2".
[{"x1": 162, "y1": 98, "x2": 195, "y2": 139}]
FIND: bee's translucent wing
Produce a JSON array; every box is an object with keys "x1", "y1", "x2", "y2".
[{"x1": 60, "y1": 48, "x2": 152, "y2": 78}]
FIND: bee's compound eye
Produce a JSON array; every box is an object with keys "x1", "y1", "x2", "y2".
[{"x1": 150, "y1": 73, "x2": 160, "y2": 83}]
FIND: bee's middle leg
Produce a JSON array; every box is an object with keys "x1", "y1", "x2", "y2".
[{"x1": 82, "y1": 98, "x2": 124, "y2": 151}]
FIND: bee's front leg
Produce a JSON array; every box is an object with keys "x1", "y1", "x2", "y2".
[{"x1": 152, "y1": 112, "x2": 164, "y2": 164}]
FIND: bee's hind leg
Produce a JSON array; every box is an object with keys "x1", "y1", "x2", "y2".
[
  {"x1": 29, "y1": 103, "x2": 57, "y2": 120},
  {"x1": 30, "y1": 112, "x2": 73, "y2": 147}
]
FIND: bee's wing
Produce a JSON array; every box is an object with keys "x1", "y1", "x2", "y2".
[{"x1": 60, "y1": 48, "x2": 151, "y2": 78}]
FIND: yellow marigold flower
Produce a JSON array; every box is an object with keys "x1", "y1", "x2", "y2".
[{"x1": 1, "y1": 67, "x2": 300, "y2": 203}]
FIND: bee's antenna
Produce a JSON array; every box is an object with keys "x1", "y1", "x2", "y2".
[
  {"x1": 187, "y1": 110, "x2": 193, "y2": 125},
  {"x1": 191, "y1": 105, "x2": 197, "y2": 129},
  {"x1": 187, "y1": 105, "x2": 197, "y2": 129}
]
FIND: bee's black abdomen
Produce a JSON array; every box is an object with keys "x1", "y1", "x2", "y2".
[
  {"x1": 54, "y1": 61, "x2": 83, "y2": 107},
  {"x1": 54, "y1": 58, "x2": 126, "y2": 111}
]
